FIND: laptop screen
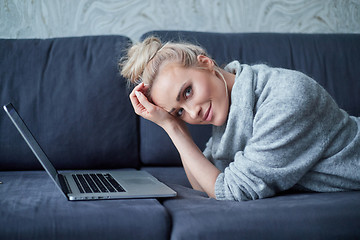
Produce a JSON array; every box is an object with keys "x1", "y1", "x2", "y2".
[{"x1": 3, "y1": 103, "x2": 59, "y2": 182}]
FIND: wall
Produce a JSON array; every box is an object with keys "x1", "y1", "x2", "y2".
[{"x1": 1, "y1": 0, "x2": 359, "y2": 41}]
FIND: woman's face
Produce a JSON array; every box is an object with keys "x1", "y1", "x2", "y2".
[{"x1": 150, "y1": 60, "x2": 230, "y2": 126}]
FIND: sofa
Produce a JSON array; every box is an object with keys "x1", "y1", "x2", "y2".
[{"x1": 1, "y1": 31, "x2": 360, "y2": 240}]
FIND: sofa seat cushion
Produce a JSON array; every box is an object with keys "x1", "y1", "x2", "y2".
[
  {"x1": 143, "y1": 167, "x2": 209, "y2": 199},
  {"x1": 144, "y1": 167, "x2": 360, "y2": 240},
  {"x1": 0, "y1": 171, "x2": 171, "y2": 240},
  {"x1": 165, "y1": 191, "x2": 360, "y2": 240}
]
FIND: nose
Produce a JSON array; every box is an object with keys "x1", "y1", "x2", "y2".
[{"x1": 186, "y1": 104, "x2": 201, "y2": 120}]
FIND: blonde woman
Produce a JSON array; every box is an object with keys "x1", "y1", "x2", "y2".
[{"x1": 120, "y1": 36, "x2": 360, "y2": 201}]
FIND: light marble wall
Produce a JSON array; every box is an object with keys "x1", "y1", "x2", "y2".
[{"x1": 1, "y1": 0, "x2": 359, "y2": 41}]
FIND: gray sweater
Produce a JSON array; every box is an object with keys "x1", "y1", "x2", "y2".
[{"x1": 203, "y1": 61, "x2": 360, "y2": 201}]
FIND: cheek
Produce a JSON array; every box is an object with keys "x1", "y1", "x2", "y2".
[{"x1": 195, "y1": 80, "x2": 212, "y2": 100}]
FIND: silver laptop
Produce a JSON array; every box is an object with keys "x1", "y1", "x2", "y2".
[{"x1": 3, "y1": 103, "x2": 176, "y2": 201}]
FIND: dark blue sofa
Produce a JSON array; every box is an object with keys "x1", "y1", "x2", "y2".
[{"x1": 1, "y1": 31, "x2": 360, "y2": 240}]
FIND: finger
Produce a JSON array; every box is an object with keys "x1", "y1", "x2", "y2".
[
  {"x1": 130, "y1": 95, "x2": 147, "y2": 116},
  {"x1": 130, "y1": 91, "x2": 150, "y2": 116},
  {"x1": 135, "y1": 90, "x2": 155, "y2": 112},
  {"x1": 129, "y1": 88, "x2": 140, "y2": 108},
  {"x1": 134, "y1": 82, "x2": 147, "y2": 93},
  {"x1": 130, "y1": 82, "x2": 146, "y2": 99}
]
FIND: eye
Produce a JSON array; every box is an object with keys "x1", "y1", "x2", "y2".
[
  {"x1": 176, "y1": 108, "x2": 184, "y2": 117},
  {"x1": 175, "y1": 86, "x2": 192, "y2": 118},
  {"x1": 184, "y1": 86, "x2": 192, "y2": 99}
]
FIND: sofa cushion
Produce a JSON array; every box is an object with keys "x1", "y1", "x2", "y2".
[
  {"x1": 165, "y1": 190, "x2": 360, "y2": 240},
  {"x1": 139, "y1": 31, "x2": 360, "y2": 166},
  {"x1": 140, "y1": 121, "x2": 211, "y2": 166},
  {"x1": 144, "y1": 167, "x2": 360, "y2": 240},
  {"x1": 0, "y1": 36, "x2": 139, "y2": 170},
  {"x1": 142, "y1": 166, "x2": 192, "y2": 189},
  {"x1": 0, "y1": 171, "x2": 171, "y2": 240}
]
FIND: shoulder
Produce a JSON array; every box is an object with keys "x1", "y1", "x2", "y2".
[{"x1": 252, "y1": 65, "x2": 324, "y2": 115}]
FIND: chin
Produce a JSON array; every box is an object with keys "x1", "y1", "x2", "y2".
[
  {"x1": 212, "y1": 116, "x2": 227, "y2": 126},
  {"x1": 213, "y1": 121, "x2": 225, "y2": 127},
  {"x1": 212, "y1": 109, "x2": 229, "y2": 126}
]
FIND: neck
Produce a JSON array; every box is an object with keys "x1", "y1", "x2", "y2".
[{"x1": 220, "y1": 68, "x2": 235, "y2": 96}]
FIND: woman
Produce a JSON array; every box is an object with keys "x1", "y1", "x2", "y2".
[{"x1": 120, "y1": 36, "x2": 360, "y2": 201}]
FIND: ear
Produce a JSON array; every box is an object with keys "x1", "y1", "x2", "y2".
[{"x1": 197, "y1": 55, "x2": 215, "y2": 70}]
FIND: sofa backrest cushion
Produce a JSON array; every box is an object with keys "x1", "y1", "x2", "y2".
[
  {"x1": 0, "y1": 36, "x2": 139, "y2": 170},
  {"x1": 139, "y1": 31, "x2": 360, "y2": 166}
]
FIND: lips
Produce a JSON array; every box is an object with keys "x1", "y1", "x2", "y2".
[{"x1": 203, "y1": 102, "x2": 213, "y2": 122}]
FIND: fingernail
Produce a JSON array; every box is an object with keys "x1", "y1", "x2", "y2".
[{"x1": 135, "y1": 91, "x2": 141, "y2": 97}]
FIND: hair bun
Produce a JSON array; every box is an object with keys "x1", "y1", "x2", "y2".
[
  {"x1": 120, "y1": 35, "x2": 210, "y2": 89},
  {"x1": 120, "y1": 36, "x2": 162, "y2": 84}
]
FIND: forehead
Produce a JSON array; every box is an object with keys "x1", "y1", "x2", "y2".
[{"x1": 150, "y1": 63, "x2": 187, "y2": 109}]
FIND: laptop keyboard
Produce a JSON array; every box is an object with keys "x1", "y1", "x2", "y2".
[{"x1": 72, "y1": 173, "x2": 125, "y2": 193}]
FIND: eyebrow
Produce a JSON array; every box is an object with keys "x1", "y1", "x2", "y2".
[
  {"x1": 169, "y1": 82, "x2": 187, "y2": 114},
  {"x1": 176, "y1": 82, "x2": 187, "y2": 101}
]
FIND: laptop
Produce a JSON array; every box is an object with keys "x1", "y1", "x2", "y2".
[{"x1": 3, "y1": 103, "x2": 176, "y2": 200}]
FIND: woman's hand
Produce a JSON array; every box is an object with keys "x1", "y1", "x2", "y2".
[{"x1": 129, "y1": 82, "x2": 177, "y2": 129}]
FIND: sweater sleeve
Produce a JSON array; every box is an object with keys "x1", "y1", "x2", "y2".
[
  {"x1": 215, "y1": 69, "x2": 347, "y2": 201},
  {"x1": 203, "y1": 137, "x2": 213, "y2": 162}
]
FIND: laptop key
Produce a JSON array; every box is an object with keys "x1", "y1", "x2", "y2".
[
  {"x1": 72, "y1": 175, "x2": 84, "y2": 193},
  {"x1": 97, "y1": 174, "x2": 117, "y2": 192},
  {"x1": 72, "y1": 173, "x2": 125, "y2": 194},
  {"x1": 76, "y1": 174, "x2": 92, "y2": 193},
  {"x1": 84, "y1": 174, "x2": 100, "y2": 193},
  {"x1": 90, "y1": 174, "x2": 108, "y2": 193},
  {"x1": 105, "y1": 174, "x2": 125, "y2": 192}
]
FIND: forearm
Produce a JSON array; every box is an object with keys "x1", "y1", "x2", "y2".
[
  {"x1": 163, "y1": 122, "x2": 220, "y2": 198},
  {"x1": 182, "y1": 159, "x2": 204, "y2": 192}
]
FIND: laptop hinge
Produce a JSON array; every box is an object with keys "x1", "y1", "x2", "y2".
[{"x1": 58, "y1": 174, "x2": 72, "y2": 194}]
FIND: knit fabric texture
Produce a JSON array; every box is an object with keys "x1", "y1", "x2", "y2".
[{"x1": 203, "y1": 61, "x2": 360, "y2": 201}]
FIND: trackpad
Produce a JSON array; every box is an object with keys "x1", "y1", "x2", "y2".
[{"x1": 123, "y1": 178, "x2": 156, "y2": 185}]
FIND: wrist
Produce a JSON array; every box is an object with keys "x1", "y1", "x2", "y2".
[{"x1": 161, "y1": 118, "x2": 189, "y2": 137}]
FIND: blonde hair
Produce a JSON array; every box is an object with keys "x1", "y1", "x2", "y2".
[{"x1": 119, "y1": 36, "x2": 211, "y2": 89}]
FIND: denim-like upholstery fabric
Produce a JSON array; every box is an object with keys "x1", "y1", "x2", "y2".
[
  {"x1": 144, "y1": 167, "x2": 360, "y2": 240},
  {"x1": 0, "y1": 36, "x2": 139, "y2": 170},
  {"x1": 165, "y1": 190, "x2": 360, "y2": 240},
  {"x1": 139, "y1": 31, "x2": 360, "y2": 166},
  {"x1": 140, "y1": 121, "x2": 211, "y2": 166},
  {"x1": 0, "y1": 171, "x2": 170, "y2": 240}
]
